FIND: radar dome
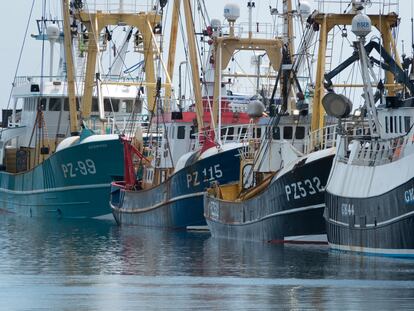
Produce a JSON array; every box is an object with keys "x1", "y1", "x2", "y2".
[
  {"x1": 298, "y1": 1, "x2": 312, "y2": 17},
  {"x1": 224, "y1": 3, "x2": 240, "y2": 22},
  {"x1": 352, "y1": 13, "x2": 371, "y2": 37},
  {"x1": 47, "y1": 23, "x2": 60, "y2": 41},
  {"x1": 211, "y1": 18, "x2": 221, "y2": 30},
  {"x1": 247, "y1": 100, "x2": 265, "y2": 118}
]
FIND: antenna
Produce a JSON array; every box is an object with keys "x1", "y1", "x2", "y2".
[{"x1": 411, "y1": 16, "x2": 414, "y2": 55}]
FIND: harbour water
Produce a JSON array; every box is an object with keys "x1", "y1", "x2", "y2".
[{"x1": 0, "y1": 214, "x2": 413, "y2": 310}]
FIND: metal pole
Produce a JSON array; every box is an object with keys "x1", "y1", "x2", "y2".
[{"x1": 178, "y1": 61, "x2": 187, "y2": 108}]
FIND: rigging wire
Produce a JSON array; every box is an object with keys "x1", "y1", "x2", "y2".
[{"x1": 1, "y1": 0, "x2": 36, "y2": 140}]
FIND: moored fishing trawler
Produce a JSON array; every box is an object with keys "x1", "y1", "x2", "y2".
[
  {"x1": 203, "y1": 1, "x2": 340, "y2": 242},
  {"x1": 323, "y1": 4, "x2": 414, "y2": 257},
  {"x1": 0, "y1": 1, "x2": 164, "y2": 218},
  {"x1": 110, "y1": 1, "x2": 289, "y2": 229}
]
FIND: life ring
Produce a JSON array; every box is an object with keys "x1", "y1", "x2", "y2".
[{"x1": 393, "y1": 139, "x2": 404, "y2": 160}]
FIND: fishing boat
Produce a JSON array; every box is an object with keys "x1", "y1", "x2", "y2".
[
  {"x1": 0, "y1": 1, "x2": 163, "y2": 218},
  {"x1": 110, "y1": 1, "x2": 290, "y2": 228},
  {"x1": 323, "y1": 4, "x2": 414, "y2": 257},
  {"x1": 203, "y1": 0, "x2": 342, "y2": 242}
]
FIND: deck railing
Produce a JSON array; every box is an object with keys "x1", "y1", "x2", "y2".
[
  {"x1": 81, "y1": 1, "x2": 153, "y2": 14},
  {"x1": 338, "y1": 133, "x2": 410, "y2": 166},
  {"x1": 304, "y1": 121, "x2": 370, "y2": 154},
  {"x1": 13, "y1": 75, "x2": 144, "y2": 87}
]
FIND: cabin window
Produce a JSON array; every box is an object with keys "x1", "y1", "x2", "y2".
[
  {"x1": 104, "y1": 98, "x2": 120, "y2": 112},
  {"x1": 238, "y1": 127, "x2": 247, "y2": 138},
  {"x1": 394, "y1": 116, "x2": 397, "y2": 133},
  {"x1": 190, "y1": 126, "x2": 196, "y2": 139},
  {"x1": 389, "y1": 116, "x2": 393, "y2": 133},
  {"x1": 227, "y1": 127, "x2": 234, "y2": 140},
  {"x1": 125, "y1": 100, "x2": 134, "y2": 113},
  {"x1": 254, "y1": 127, "x2": 262, "y2": 138},
  {"x1": 385, "y1": 117, "x2": 389, "y2": 133},
  {"x1": 221, "y1": 128, "x2": 228, "y2": 140},
  {"x1": 399, "y1": 116, "x2": 402, "y2": 133},
  {"x1": 295, "y1": 126, "x2": 305, "y2": 139},
  {"x1": 177, "y1": 126, "x2": 186, "y2": 139},
  {"x1": 272, "y1": 126, "x2": 280, "y2": 140},
  {"x1": 49, "y1": 98, "x2": 62, "y2": 111},
  {"x1": 405, "y1": 116, "x2": 411, "y2": 132},
  {"x1": 64, "y1": 98, "x2": 80, "y2": 111},
  {"x1": 92, "y1": 98, "x2": 99, "y2": 112},
  {"x1": 283, "y1": 126, "x2": 293, "y2": 139}
]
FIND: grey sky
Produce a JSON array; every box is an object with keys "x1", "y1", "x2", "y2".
[{"x1": 0, "y1": 0, "x2": 411, "y2": 110}]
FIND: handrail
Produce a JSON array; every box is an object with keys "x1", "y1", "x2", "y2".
[
  {"x1": 304, "y1": 122, "x2": 370, "y2": 153},
  {"x1": 81, "y1": 1, "x2": 152, "y2": 13},
  {"x1": 338, "y1": 132, "x2": 410, "y2": 166},
  {"x1": 13, "y1": 75, "x2": 145, "y2": 87}
]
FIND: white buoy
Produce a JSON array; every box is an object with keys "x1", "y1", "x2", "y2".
[
  {"x1": 211, "y1": 18, "x2": 221, "y2": 37},
  {"x1": 247, "y1": 100, "x2": 265, "y2": 118},
  {"x1": 211, "y1": 18, "x2": 221, "y2": 31},
  {"x1": 298, "y1": 1, "x2": 312, "y2": 18},
  {"x1": 351, "y1": 13, "x2": 372, "y2": 37}
]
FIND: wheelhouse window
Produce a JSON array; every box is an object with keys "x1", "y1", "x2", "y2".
[
  {"x1": 227, "y1": 127, "x2": 234, "y2": 140},
  {"x1": 399, "y1": 116, "x2": 402, "y2": 133},
  {"x1": 272, "y1": 126, "x2": 280, "y2": 140},
  {"x1": 190, "y1": 126, "x2": 196, "y2": 139},
  {"x1": 91, "y1": 98, "x2": 99, "y2": 112},
  {"x1": 238, "y1": 127, "x2": 247, "y2": 138},
  {"x1": 177, "y1": 126, "x2": 186, "y2": 139},
  {"x1": 283, "y1": 126, "x2": 293, "y2": 139},
  {"x1": 49, "y1": 98, "x2": 62, "y2": 111},
  {"x1": 385, "y1": 116, "x2": 389, "y2": 133},
  {"x1": 404, "y1": 116, "x2": 411, "y2": 133},
  {"x1": 295, "y1": 126, "x2": 305, "y2": 139},
  {"x1": 64, "y1": 98, "x2": 80, "y2": 111},
  {"x1": 254, "y1": 127, "x2": 262, "y2": 138},
  {"x1": 104, "y1": 98, "x2": 120, "y2": 112},
  {"x1": 394, "y1": 116, "x2": 397, "y2": 133},
  {"x1": 389, "y1": 116, "x2": 393, "y2": 133},
  {"x1": 125, "y1": 100, "x2": 134, "y2": 113}
]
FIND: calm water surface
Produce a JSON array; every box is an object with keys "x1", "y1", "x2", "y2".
[{"x1": 0, "y1": 214, "x2": 413, "y2": 310}]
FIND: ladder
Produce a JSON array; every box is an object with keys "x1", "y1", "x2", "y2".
[{"x1": 325, "y1": 29, "x2": 335, "y2": 72}]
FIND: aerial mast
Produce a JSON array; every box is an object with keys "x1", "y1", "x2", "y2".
[
  {"x1": 62, "y1": 0, "x2": 79, "y2": 135},
  {"x1": 183, "y1": 0, "x2": 204, "y2": 131},
  {"x1": 165, "y1": 0, "x2": 182, "y2": 106}
]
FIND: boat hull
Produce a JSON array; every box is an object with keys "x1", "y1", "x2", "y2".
[
  {"x1": 111, "y1": 146, "x2": 242, "y2": 229},
  {"x1": 204, "y1": 150, "x2": 335, "y2": 242},
  {"x1": 325, "y1": 177, "x2": 414, "y2": 257},
  {"x1": 0, "y1": 136, "x2": 124, "y2": 219}
]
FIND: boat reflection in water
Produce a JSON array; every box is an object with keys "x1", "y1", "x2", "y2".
[{"x1": 0, "y1": 215, "x2": 414, "y2": 310}]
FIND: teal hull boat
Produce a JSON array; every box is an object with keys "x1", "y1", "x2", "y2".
[{"x1": 0, "y1": 134, "x2": 124, "y2": 219}]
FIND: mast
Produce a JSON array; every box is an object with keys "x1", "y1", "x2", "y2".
[
  {"x1": 62, "y1": 0, "x2": 79, "y2": 135},
  {"x1": 165, "y1": 0, "x2": 181, "y2": 106},
  {"x1": 283, "y1": 0, "x2": 294, "y2": 60},
  {"x1": 311, "y1": 11, "x2": 399, "y2": 132},
  {"x1": 212, "y1": 3, "x2": 282, "y2": 128},
  {"x1": 73, "y1": 7, "x2": 161, "y2": 117},
  {"x1": 183, "y1": 0, "x2": 204, "y2": 130},
  {"x1": 283, "y1": 0, "x2": 294, "y2": 113}
]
